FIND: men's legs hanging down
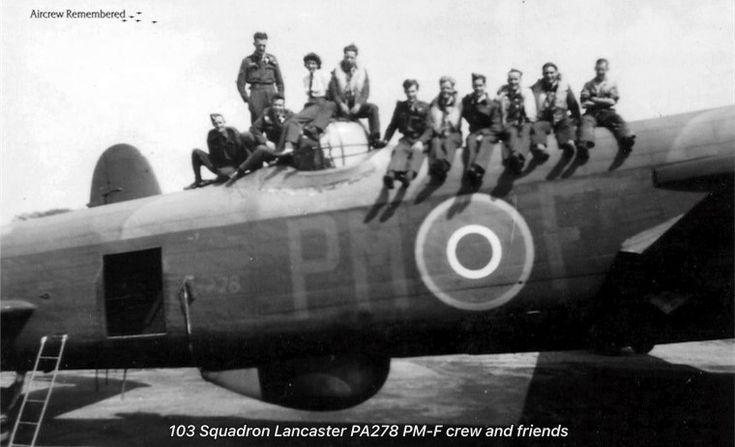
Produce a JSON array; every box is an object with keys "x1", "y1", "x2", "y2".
[
  {"x1": 553, "y1": 117, "x2": 576, "y2": 148},
  {"x1": 465, "y1": 133, "x2": 481, "y2": 169},
  {"x1": 553, "y1": 117, "x2": 581, "y2": 159},
  {"x1": 504, "y1": 123, "x2": 531, "y2": 173},
  {"x1": 384, "y1": 139, "x2": 416, "y2": 189},
  {"x1": 579, "y1": 114, "x2": 599, "y2": 149},
  {"x1": 463, "y1": 133, "x2": 493, "y2": 182},
  {"x1": 531, "y1": 120, "x2": 552, "y2": 162},
  {"x1": 355, "y1": 103, "x2": 381, "y2": 143},
  {"x1": 597, "y1": 109, "x2": 636, "y2": 151},
  {"x1": 470, "y1": 134, "x2": 497, "y2": 174},
  {"x1": 429, "y1": 133, "x2": 460, "y2": 180}
]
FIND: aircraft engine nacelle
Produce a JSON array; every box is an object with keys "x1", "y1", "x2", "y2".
[{"x1": 201, "y1": 353, "x2": 390, "y2": 411}]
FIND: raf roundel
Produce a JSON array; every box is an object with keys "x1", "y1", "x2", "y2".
[{"x1": 414, "y1": 194, "x2": 535, "y2": 311}]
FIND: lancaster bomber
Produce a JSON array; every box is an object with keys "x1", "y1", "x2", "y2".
[{"x1": 1, "y1": 106, "x2": 733, "y2": 435}]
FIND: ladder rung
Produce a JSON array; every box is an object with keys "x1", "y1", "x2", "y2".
[
  {"x1": 25, "y1": 399, "x2": 46, "y2": 403},
  {"x1": 18, "y1": 421, "x2": 39, "y2": 425},
  {"x1": 32, "y1": 376, "x2": 54, "y2": 381},
  {"x1": 39, "y1": 356, "x2": 60, "y2": 360}
]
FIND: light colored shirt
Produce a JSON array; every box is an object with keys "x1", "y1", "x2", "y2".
[
  {"x1": 580, "y1": 77, "x2": 620, "y2": 110},
  {"x1": 303, "y1": 70, "x2": 331, "y2": 99}
]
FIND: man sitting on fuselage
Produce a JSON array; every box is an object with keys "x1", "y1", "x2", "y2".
[
  {"x1": 578, "y1": 58, "x2": 636, "y2": 153},
  {"x1": 496, "y1": 68, "x2": 537, "y2": 173},
  {"x1": 329, "y1": 43, "x2": 381, "y2": 147},
  {"x1": 226, "y1": 95, "x2": 294, "y2": 185},
  {"x1": 186, "y1": 113, "x2": 251, "y2": 189},
  {"x1": 530, "y1": 62, "x2": 582, "y2": 160},
  {"x1": 461, "y1": 73, "x2": 502, "y2": 183},
  {"x1": 379, "y1": 79, "x2": 432, "y2": 189},
  {"x1": 427, "y1": 76, "x2": 463, "y2": 181}
]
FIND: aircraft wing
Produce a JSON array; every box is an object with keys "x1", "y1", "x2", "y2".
[
  {"x1": 653, "y1": 152, "x2": 734, "y2": 192},
  {"x1": 594, "y1": 165, "x2": 733, "y2": 345}
]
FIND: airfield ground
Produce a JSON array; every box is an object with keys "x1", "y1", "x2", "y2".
[{"x1": 2, "y1": 339, "x2": 733, "y2": 446}]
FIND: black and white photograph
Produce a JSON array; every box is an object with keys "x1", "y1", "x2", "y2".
[{"x1": 1, "y1": 0, "x2": 733, "y2": 445}]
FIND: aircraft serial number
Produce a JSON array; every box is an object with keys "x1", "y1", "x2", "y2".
[{"x1": 196, "y1": 275, "x2": 241, "y2": 294}]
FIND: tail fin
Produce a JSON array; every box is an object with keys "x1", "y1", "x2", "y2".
[{"x1": 88, "y1": 144, "x2": 161, "y2": 207}]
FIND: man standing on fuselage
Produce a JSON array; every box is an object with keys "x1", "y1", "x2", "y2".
[{"x1": 236, "y1": 32, "x2": 285, "y2": 124}]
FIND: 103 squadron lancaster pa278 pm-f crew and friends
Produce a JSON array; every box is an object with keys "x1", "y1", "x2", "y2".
[{"x1": 1, "y1": 29, "x2": 733, "y2": 445}]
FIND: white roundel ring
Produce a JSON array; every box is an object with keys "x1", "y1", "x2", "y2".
[
  {"x1": 446, "y1": 225, "x2": 503, "y2": 280},
  {"x1": 415, "y1": 194, "x2": 535, "y2": 311}
]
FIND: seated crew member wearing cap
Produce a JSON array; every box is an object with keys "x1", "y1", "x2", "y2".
[
  {"x1": 461, "y1": 73, "x2": 502, "y2": 183},
  {"x1": 225, "y1": 95, "x2": 294, "y2": 185},
  {"x1": 329, "y1": 43, "x2": 382, "y2": 147},
  {"x1": 379, "y1": 79, "x2": 432, "y2": 189},
  {"x1": 277, "y1": 52, "x2": 337, "y2": 151},
  {"x1": 427, "y1": 75, "x2": 463, "y2": 181},
  {"x1": 496, "y1": 68, "x2": 537, "y2": 173},
  {"x1": 530, "y1": 62, "x2": 582, "y2": 160},
  {"x1": 187, "y1": 113, "x2": 251, "y2": 189},
  {"x1": 578, "y1": 58, "x2": 636, "y2": 153}
]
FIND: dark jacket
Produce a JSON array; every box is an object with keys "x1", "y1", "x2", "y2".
[
  {"x1": 383, "y1": 100, "x2": 432, "y2": 144},
  {"x1": 250, "y1": 107, "x2": 294, "y2": 145},
  {"x1": 206, "y1": 126, "x2": 248, "y2": 167},
  {"x1": 461, "y1": 93, "x2": 502, "y2": 135},
  {"x1": 236, "y1": 52, "x2": 285, "y2": 100}
]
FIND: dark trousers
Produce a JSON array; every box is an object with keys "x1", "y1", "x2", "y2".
[
  {"x1": 280, "y1": 98, "x2": 337, "y2": 148},
  {"x1": 237, "y1": 145, "x2": 278, "y2": 173},
  {"x1": 429, "y1": 132, "x2": 462, "y2": 169},
  {"x1": 532, "y1": 117, "x2": 575, "y2": 148},
  {"x1": 248, "y1": 84, "x2": 277, "y2": 124},
  {"x1": 465, "y1": 131, "x2": 499, "y2": 170},
  {"x1": 337, "y1": 102, "x2": 380, "y2": 137},
  {"x1": 579, "y1": 109, "x2": 633, "y2": 148},
  {"x1": 300, "y1": 98, "x2": 336, "y2": 131},
  {"x1": 191, "y1": 149, "x2": 236, "y2": 181},
  {"x1": 386, "y1": 137, "x2": 424, "y2": 175},
  {"x1": 501, "y1": 122, "x2": 532, "y2": 159}
]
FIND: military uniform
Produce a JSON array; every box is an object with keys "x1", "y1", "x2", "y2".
[
  {"x1": 383, "y1": 99, "x2": 432, "y2": 180},
  {"x1": 191, "y1": 126, "x2": 251, "y2": 183},
  {"x1": 530, "y1": 76, "x2": 580, "y2": 150},
  {"x1": 236, "y1": 52, "x2": 285, "y2": 124},
  {"x1": 330, "y1": 61, "x2": 380, "y2": 141},
  {"x1": 496, "y1": 84, "x2": 537, "y2": 170},
  {"x1": 578, "y1": 78, "x2": 634, "y2": 149},
  {"x1": 427, "y1": 93, "x2": 463, "y2": 179},
  {"x1": 461, "y1": 92, "x2": 502, "y2": 176},
  {"x1": 236, "y1": 106, "x2": 294, "y2": 173}
]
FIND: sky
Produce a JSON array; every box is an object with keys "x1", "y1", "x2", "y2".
[{"x1": 1, "y1": 0, "x2": 733, "y2": 223}]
